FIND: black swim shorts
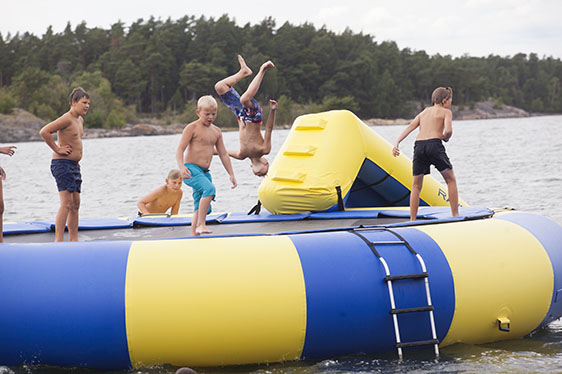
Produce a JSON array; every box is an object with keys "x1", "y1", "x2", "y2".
[
  {"x1": 412, "y1": 138, "x2": 453, "y2": 176},
  {"x1": 50, "y1": 159, "x2": 82, "y2": 193}
]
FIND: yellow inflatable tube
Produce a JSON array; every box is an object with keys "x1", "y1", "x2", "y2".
[{"x1": 259, "y1": 110, "x2": 467, "y2": 214}]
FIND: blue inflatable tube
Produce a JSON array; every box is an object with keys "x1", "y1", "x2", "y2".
[{"x1": 1, "y1": 211, "x2": 562, "y2": 369}]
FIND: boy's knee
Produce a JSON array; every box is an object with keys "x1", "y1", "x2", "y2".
[
  {"x1": 240, "y1": 94, "x2": 253, "y2": 108},
  {"x1": 214, "y1": 82, "x2": 225, "y2": 94}
]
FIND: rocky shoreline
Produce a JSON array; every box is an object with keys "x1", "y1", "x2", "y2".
[{"x1": 0, "y1": 101, "x2": 539, "y2": 143}]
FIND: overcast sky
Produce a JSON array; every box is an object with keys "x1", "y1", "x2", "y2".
[{"x1": 2, "y1": 0, "x2": 561, "y2": 59}]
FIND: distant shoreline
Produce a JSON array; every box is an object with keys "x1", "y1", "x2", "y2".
[{"x1": 0, "y1": 102, "x2": 554, "y2": 143}]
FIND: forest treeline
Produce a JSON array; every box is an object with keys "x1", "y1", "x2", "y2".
[{"x1": 1, "y1": 15, "x2": 561, "y2": 128}]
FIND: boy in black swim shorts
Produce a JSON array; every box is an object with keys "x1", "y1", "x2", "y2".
[{"x1": 392, "y1": 87, "x2": 459, "y2": 221}]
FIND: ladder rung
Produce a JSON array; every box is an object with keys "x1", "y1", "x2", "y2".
[
  {"x1": 396, "y1": 339, "x2": 439, "y2": 348},
  {"x1": 390, "y1": 306, "x2": 434, "y2": 314},
  {"x1": 370, "y1": 240, "x2": 405, "y2": 245},
  {"x1": 384, "y1": 272, "x2": 428, "y2": 281}
]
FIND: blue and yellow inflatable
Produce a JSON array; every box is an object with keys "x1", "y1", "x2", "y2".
[
  {"x1": 1, "y1": 110, "x2": 562, "y2": 370},
  {"x1": 1, "y1": 211, "x2": 562, "y2": 369}
]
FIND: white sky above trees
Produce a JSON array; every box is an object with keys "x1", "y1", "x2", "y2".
[{"x1": 2, "y1": 0, "x2": 561, "y2": 59}]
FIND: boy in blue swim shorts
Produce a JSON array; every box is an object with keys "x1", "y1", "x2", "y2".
[
  {"x1": 40, "y1": 87, "x2": 90, "y2": 241},
  {"x1": 215, "y1": 55, "x2": 277, "y2": 177},
  {"x1": 182, "y1": 163, "x2": 215, "y2": 215},
  {"x1": 176, "y1": 95, "x2": 237, "y2": 236}
]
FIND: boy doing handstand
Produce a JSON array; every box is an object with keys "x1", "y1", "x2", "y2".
[
  {"x1": 176, "y1": 95, "x2": 237, "y2": 236},
  {"x1": 40, "y1": 87, "x2": 90, "y2": 241},
  {"x1": 392, "y1": 86, "x2": 459, "y2": 221},
  {"x1": 215, "y1": 55, "x2": 277, "y2": 177},
  {"x1": 137, "y1": 169, "x2": 183, "y2": 216}
]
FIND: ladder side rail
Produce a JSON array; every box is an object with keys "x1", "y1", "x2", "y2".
[
  {"x1": 384, "y1": 228, "x2": 440, "y2": 358},
  {"x1": 415, "y1": 253, "x2": 440, "y2": 358},
  {"x1": 378, "y1": 256, "x2": 404, "y2": 359},
  {"x1": 351, "y1": 230, "x2": 404, "y2": 359}
]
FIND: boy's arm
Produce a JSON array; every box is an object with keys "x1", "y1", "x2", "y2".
[
  {"x1": 137, "y1": 187, "x2": 163, "y2": 214},
  {"x1": 39, "y1": 116, "x2": 73, "y2": 156},
  {"x1": 263, "y1": 99, "x2": 277, "y2": 155},
  {"x1": 442, "y1": 109, "x2": 453, "y2": 142},
  {"x1": 170, "y1": 190, "x2": 183, "y2": 215},
  {"x1": 215, "y1": 131, "x2": 237, "y2": 189},
  {"x1": 213, "y1": 147, "x2": 243, "y2": 160},
  {"x1": 176, "y1": 126, "x2": 193, "y2": 179},
  {"x1": 392, "y1": 114, "x2": 420, "y2": 157},
  {"x1": 0, "y1": 146, "x2": 16, "y2": 156}
]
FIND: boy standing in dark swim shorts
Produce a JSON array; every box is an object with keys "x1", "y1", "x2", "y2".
[
  {"x1": 392, "y1": 87, "x2": 459, "y2": 221},
  {"x1": 40, "y1": 87, "x2": 90, "y2": 241},
  {"x1": 215, "y1": 55, "x2": 277, "y2": 177}
]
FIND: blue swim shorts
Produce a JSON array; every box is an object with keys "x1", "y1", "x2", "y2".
[
  {"x1": 183, "y1": 163, "x2": 216, "y2": 214},
  {"x1": 218, "y1": 87, "x2": 263, "y2": 123},
  {"x1": 50, "y1": 159, "x2": 82, "y2": 193}
]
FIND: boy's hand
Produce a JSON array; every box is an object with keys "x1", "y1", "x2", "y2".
[
  {"x1": 230, "y1": 175, "x2": 237, "y2": 189},
  {"x1": 180, "y1": 165, "x2": 191, "y2": 179},
  {"x1": 56, "y1": 144, "x2": 72, "y2": 156},
  {"x1": 0, "y1": 146, "x2": 16, "y2": 156},
  {"x1": 392, "y1": 145, "x2": 400, "y2": 157},
  {"x1": 0, "y1": 167, "x2": 5, "y2": 181},
  {"x1": 269, "y1": 99, "x2": 278, "y2": 111}
]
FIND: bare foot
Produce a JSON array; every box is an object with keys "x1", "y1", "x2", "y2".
[
  {"x1": 260, "y1": 60, "x2": 275, "y2": 72},
  {"x1": 238, "y1": 55, "x2": 252, "y2": 76},
  {"x1": 196, "y1": 226, "x2": 213, "y2": 235}
]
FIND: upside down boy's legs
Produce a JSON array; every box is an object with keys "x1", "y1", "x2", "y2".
[
  {"x1": 214, "y1": 55, "x2": 252, "y2": 95},
  {"x1": 240, "y1": 61, "x2": 274, "y2": 109}
]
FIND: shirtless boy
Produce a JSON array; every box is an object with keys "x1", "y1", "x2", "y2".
[
  {"x1": 40, "y1": 87, "x2": 89, "y2": 241},
  {"x1": 0, "y1": 145, "x2": 17, "y2": 243},
  {"x1": 215, "y1": 55, "x2": 276, "y2": 177},
  {"x1": 392, "y1": 87, "x2": 459, "y2": 221},
  {"x1": 137, "y1": 169, "x2": 183, "y2": 216},
  {"x1": 176, "y1": 95, "x2": 237, "y2": 236}
]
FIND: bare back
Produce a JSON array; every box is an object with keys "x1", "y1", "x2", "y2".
[
  {"x1": 237, "y1": 121, "x2": 266, "y2": 159},
  {"x1": 415, "y1": 106, "x2": 452, "y2": 141},
  {"x1": 142, "y1": 185, "x2": 182, "y2": 214}
]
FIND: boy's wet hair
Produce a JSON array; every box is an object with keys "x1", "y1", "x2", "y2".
[
  {"x1": 197, "y1": 95, "x2": 217, "y2": 109},
  {"x1": 168, "y1": 169, "x2": 181, "y2": 180},
  {"x1": 431, "y1": 87, "x2": 453, "y2": 105},
  {"x1": 69, "y1": 87, "x2": 90, "y2": 105}
]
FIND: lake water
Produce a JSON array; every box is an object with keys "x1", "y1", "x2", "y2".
[{"x1": 1, "y1": 115, "x2": 562, "y2": 373}]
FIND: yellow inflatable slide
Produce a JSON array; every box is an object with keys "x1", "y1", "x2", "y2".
[{"x1": 258, "y1": 110, "x2": 467, "y2": 214}]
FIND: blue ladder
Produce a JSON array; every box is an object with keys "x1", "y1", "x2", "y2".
[{"x1": 352, "y1": 228, "x2": 440, "y2": 359}]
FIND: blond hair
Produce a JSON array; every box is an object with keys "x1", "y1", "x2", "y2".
[
  {"x1": 167, "y1": 169, "x2": 181, "y2": 180},
  {"x1": 431, "y1": 87, "x2": 453, "y2": 105},
  {"x1": 197, "y1": 95, "x2": 217, "y2": 109}
]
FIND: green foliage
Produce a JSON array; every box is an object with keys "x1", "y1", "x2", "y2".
[
  {"x1": 531, "y1": 98, "x2": 545, "y2": 112},
  {"x1": 0, "y1": 89, "x2": 16, "y2": 114},
  {"x1": 493, "y1": 97, "x2": 504, "y2": 109},
  {"x1": 1, "y1": 15, "x2": 562, "y2": 128},
  {"x1": 105, "y1": 109, "x2": 126, "y2": 128},
  {"x1": 71, "y1": 70, "x2": 134, "y2": 128}
]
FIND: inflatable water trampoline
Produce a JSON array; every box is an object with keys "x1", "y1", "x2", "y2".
[{"x1": 2, "y1": 110, "x2": 562, "y2": 370}]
